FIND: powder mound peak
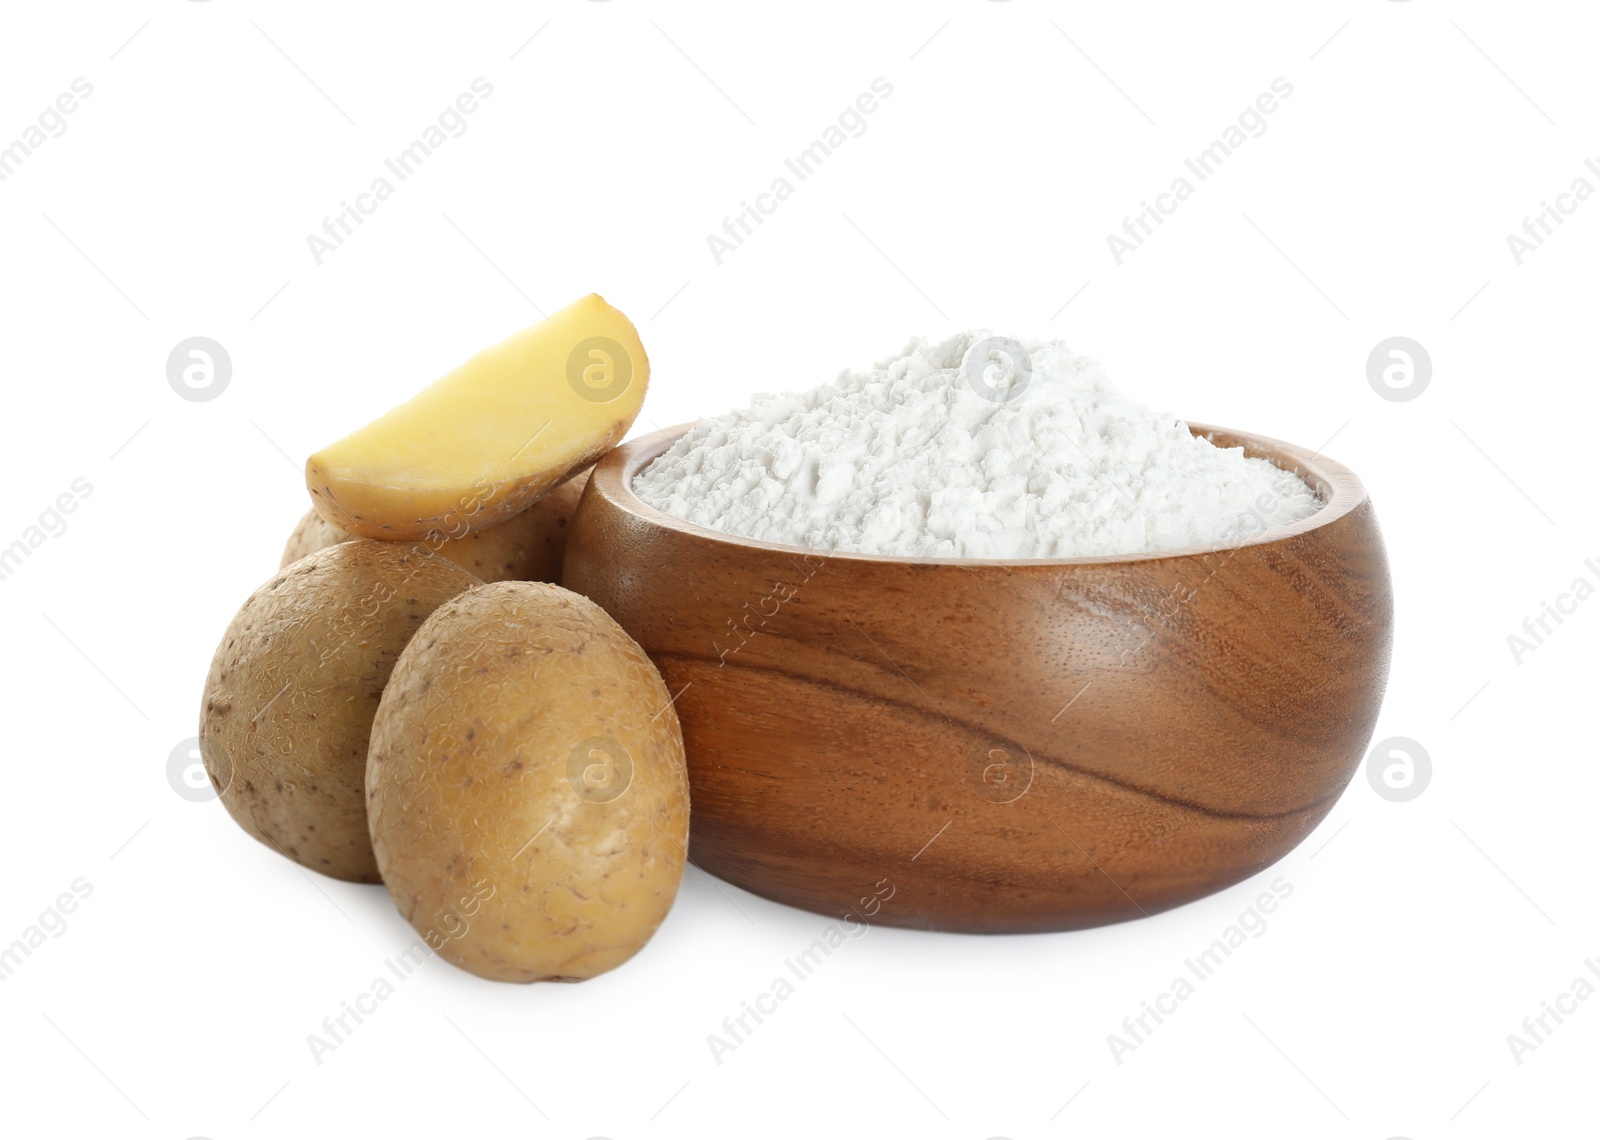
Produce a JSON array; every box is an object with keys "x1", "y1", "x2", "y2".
[{"x1": 633, "y1": 333, "x2": 1321, "y2": 559}]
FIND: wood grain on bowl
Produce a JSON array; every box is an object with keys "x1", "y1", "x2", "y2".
[{"x1": 563, "y1": 424, "x2": 1392, "y2": 934}]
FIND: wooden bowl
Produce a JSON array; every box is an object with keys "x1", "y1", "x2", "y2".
[{"x1": 563, "y1": 423, "x2": 1392, "y2": 933}]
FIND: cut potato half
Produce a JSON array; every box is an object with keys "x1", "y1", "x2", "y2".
[{"x1": 306, "y1": 294, "x2": 646, "y2": 541}]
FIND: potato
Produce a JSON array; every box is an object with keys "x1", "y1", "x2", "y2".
[
  {"x1": 279, "y1": 507, "x2": 348, "y2": 568},
  {"x1": 306, "y1": 294, "x2": 646, "y2": 541},
  {"x1": 367, "y1": 581, "x2": 689, "y2": 982},
  {"x1": 280, "y1": 470, "x2": 592, "y2": 583},
  {"x1": 200, "y1": 541, "x2": 480, "y2": 881}
]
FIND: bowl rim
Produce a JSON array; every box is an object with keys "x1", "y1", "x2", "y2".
[{"x1": 589, "y1": 421, "x2": 1370, "y2": 568}]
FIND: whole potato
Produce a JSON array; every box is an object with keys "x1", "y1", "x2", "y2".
[
  {"x1": 367, "y1": 581, "x2": 689, "y2": 983},
  {"x1": 200, "y1": 541, "x2": 480, "y2": 881},
  {"x1": 280, "y1": 470, "x2": 591, "y2": 583},
  {"x1": 278, "y1": 507, "x2": 349, "y2": 569}
]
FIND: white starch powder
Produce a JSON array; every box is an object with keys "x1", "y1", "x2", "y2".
[{"x1": 633, "y1": 332, "x2": 1321, "y2": 559}]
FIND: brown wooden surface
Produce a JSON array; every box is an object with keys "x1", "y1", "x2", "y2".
[{"x1": 563, "y1": 423, "x2": 1393, "y2": 933}]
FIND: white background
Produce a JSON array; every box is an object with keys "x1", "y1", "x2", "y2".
[{"x1": 1, "y1": 1, "x2": 1595, "y2": 1136}]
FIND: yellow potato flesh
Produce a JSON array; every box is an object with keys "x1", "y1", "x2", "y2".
[{"x1": 306, "y1": 294, "x2": 646, "y2": 541}]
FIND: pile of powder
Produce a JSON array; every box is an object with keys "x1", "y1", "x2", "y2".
[{"x1": 632, "y1": 332, "x2": 1321, "y2": 559}]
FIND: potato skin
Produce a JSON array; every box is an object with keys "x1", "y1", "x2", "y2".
[
  {"x1": 279, "y1": 507, "x2": 349, "y2": 568},
  {"x1": 200, "y1": 541, "x2": 481, "y2": 881},
  {"x1": 280, "y1": 470, "x2": 591, "y2": 584},
  {"x1": 367, "y1": 581, "x2": 689, "y2": 983}
]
